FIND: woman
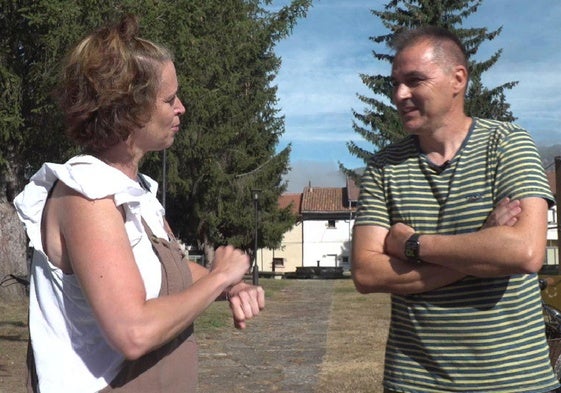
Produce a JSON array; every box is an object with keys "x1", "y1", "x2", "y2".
[{"x1": 14, "y1": 14, "x2": 264, "y2": 393}]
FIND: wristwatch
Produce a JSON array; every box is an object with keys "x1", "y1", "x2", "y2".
[{"x1": 404, "y1": 233, "x2": 422, "y2": 263}]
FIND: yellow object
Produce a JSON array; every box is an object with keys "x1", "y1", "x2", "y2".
[{"x1": 540, "y1": 274, "x2": 561, "y2": 311}]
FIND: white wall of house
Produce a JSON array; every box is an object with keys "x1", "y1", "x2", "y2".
[
  {"x1": 546, "y1": 205, "x2": 559, "y2": 265},
  {"x1": 302, "y1": 217, "x2": 353, "y2": 269},
  {"x1": 548, "y1": 206, "x2": 558, "y2": 240}
]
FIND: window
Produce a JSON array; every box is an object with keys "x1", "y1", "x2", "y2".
[
  {"x1": 327, "y1": 219, "x2": 336, "y2": 228},
  {"x1": 273, "y1": 258, "x2": 285, "y2": 267},
  {"x1": 545, "y1": 247, "x2": 559, "y2": 266}
]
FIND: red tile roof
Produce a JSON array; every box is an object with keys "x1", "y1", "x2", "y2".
[
  {"x1": 278, "y1": 193, "x2": 302, "y2": 215},
  {"x1": 301, "y1": 186, "x2": 354, "y2": 213}
]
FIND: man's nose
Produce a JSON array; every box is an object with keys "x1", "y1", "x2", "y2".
[{"x1": 393, "y1": 83, "x2": 411, "y2": 101}]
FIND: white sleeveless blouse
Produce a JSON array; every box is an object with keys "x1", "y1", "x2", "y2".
[{"x1": 14, "y1": 155, "x2": 167, "y2": 393}]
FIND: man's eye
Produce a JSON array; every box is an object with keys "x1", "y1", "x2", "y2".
[{"x1": 406, "y1": 78, "x2": 422, "y2": 87}]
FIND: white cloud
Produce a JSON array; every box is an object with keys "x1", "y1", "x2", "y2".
[
  {"x1": 283, "y1": 160, "x2": 347, "y2": 192},
  {"x1": 480, "y1": 64, "x2": 561, "y2": 144}
]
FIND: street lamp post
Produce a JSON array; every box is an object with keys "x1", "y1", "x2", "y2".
[{"x1": 252, "y1": 190, "x2": 260, "y2": 285}]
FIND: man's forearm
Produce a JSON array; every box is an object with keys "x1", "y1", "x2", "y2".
[
  {"x1": 419, "y1": 226, "x2": 545, "y2": 277},
  {"x1": 351, "y1": 225, "x2": 465, "y2": 295}
]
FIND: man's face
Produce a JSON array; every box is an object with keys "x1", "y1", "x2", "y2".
[{"x1": 391, "y1": 41, "x2": 458, "y2": 135}]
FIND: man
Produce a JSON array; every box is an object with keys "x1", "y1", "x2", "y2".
[{"x1": 352, "y1": 26, "x2": 559, "y2": 393}]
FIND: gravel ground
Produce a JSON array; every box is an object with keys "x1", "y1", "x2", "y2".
[
  {"x1": 0, "y1": 279, "x2": 390, "y2": 393},
  {"x1": 197, "y1": 279, "x2": 334, "y2": 393}
]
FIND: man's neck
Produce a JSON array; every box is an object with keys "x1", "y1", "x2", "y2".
[{"x1": 419, "y1": 115, "x2": 472, "y2": 166}]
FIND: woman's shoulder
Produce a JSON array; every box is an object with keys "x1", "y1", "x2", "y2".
[{"x1": 60, "y1": 155, "x2": 144, "y2": 199}]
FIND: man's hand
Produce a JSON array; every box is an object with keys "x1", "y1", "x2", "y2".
[
  {"x1": 483, "y1": 197, "x2": 521, "y2": 229},
  {"x1": 384, "y1": 222, "x2": 415, "y2": 261}
]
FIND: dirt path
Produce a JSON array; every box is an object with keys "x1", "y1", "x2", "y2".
[
  {"x1": 0, "y1": 279, "x2": 390, "y2": 393},
  {"x1": 198, "y1": 279, "x2": 390, "y2": 393},
  {"x1": 0, "y1": 301, "x2": 28, "y2": 393},
  {"x1": 197, "y1": 280, "x2": 334, "y2": 393}
]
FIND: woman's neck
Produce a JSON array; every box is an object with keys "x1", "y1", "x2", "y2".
[{"x1": 95, "y1": 144, "x2": 142, "y2": 181}]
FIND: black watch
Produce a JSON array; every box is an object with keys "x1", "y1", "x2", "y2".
[{"x1": 404, "y1": 233, "x2": 422, "y2": 264}]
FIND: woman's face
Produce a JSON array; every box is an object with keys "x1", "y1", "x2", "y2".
[{"x1": 133, "y1": 61, "x2": 186, "y2": 153}]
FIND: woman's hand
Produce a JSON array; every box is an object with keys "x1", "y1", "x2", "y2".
[
  {"x1": 210, "y1": 245, "x2": 251, "y2": 287},
  {"x1": 227, "y1": 282, "x2": 265, "y2": 329}
]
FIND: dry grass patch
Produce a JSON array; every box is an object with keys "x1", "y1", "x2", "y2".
[
  {"x1": 197, "y1": 278, "x2": 290, "y2": 331},
  {"x1": 315, "y1": 280, "x2": 390, "y2": 393},
  {"x1": 0, "y1": 300, "x2": 29, "y2": 393}
]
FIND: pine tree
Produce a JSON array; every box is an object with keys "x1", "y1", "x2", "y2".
[
  {"x1": 140, "y1": 0, "x2": 311, "y2": 261},
  {"x1": 0, "y1": 0, "x2": 83, "y2": 202},
  {"x1": 341, "y1": 0, "x2": 518, "y2": 181},
  {"x1": 1, "y1": 0, "x2": 310, "y2": 264}
]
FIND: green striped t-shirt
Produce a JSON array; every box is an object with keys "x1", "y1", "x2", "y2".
[{"x1": 355, "y1": 118, "x2": 558, "y2": 392}]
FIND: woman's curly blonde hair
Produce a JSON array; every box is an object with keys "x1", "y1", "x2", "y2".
[{"x1": 58, "y1": 14, "x2": 172, "y2": 153}]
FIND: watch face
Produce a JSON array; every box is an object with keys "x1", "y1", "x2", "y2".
[
  {"x1": 405, "y1": 246, "x2": 416, "y2": 258},
  {"x1": 405, "y1": 237, "x2": 420, "y2": 260}
]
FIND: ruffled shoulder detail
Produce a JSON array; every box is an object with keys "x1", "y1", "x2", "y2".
[{"x1": 13, "y1": 155, "x2": 164, "y2": 251}]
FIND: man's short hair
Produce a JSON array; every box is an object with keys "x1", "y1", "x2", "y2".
[{"x1": 391, "y1": 25, "x2": 469, "y2": 75}]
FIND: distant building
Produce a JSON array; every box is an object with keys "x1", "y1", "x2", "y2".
[
  {"x1": 258, "y1": 171, "x2": 561, "y2": 276},
  {"x1": 546, "y1": 170, "x2": 559, "y2": 266},
  {"x1": 258, "y1": 193, "x2": 303, "y2": 274},
  {"x1": 257, "y1": 178, "x2": 358, "y2": 274}
]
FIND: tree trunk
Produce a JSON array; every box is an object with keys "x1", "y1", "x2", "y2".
[
  {"x1": 0, "y1": 202, "x2": 29, "y2": 301},
  {"x1": 203, "y1": 240, "x2": 215, "y2": 270}
]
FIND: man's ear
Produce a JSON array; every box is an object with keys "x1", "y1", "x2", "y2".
[{"x1": 452, "y1": 65, "x2": 468, "y2": 94}]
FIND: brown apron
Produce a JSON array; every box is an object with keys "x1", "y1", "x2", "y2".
[{"x1": 27, "y1": 219, "x2": 198, "y2": 393}]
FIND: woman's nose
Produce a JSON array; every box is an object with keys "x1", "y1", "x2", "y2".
[{"x1": 176, "y1": 97, "x2": 186, "y2": 116}]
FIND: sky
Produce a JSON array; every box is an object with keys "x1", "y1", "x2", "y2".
[{"x1": 270, "y1": 0, "x2": 561, "y2": 192}]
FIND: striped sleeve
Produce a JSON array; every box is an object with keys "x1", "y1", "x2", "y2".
[{"x1": 488, "y1": 120, "x2": 555, "y2": 206}]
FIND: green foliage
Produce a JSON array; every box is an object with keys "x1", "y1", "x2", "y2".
[
  {"x1": 1, "y1": 0, "x2": 309, "y2": 253},
  {"x1": 196, "y1": 300, "x2": 231, "y2": 331},
  {"x1": 341, "y1": 0, "x2": 518, "y2": 181},
  {"x1": 1, "y1": 0, "x2": 79, "y2": 200},
  {"x1": 139, "y1": 0, "x2": 309, "y2": 253}
]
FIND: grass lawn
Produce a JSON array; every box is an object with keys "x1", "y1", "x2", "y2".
[{"x1": 0, "y1": 278, "x2": 390, "y2": 393}]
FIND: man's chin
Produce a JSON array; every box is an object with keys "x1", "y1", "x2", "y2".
[{"x1": 402, "y1": 122, "x2": 420, "y2": 134}]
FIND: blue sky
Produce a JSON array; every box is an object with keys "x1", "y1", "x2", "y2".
[{"x1": 271, "y1": 0, "x2": 561, "y2": 192}]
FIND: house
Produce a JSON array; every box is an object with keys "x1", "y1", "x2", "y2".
[
  {"x1": 546, "y1": 170, "x2": 559, "y2": 266},
  {"x1": 300, "y1": 179, "x2": 358, "y2": 271},
  {"x1": 257, "y1": 193, "x2": 303, "y2": 274},
  {"x1": 257, "y1": 178, "x2": 358, "y2": 274}
]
